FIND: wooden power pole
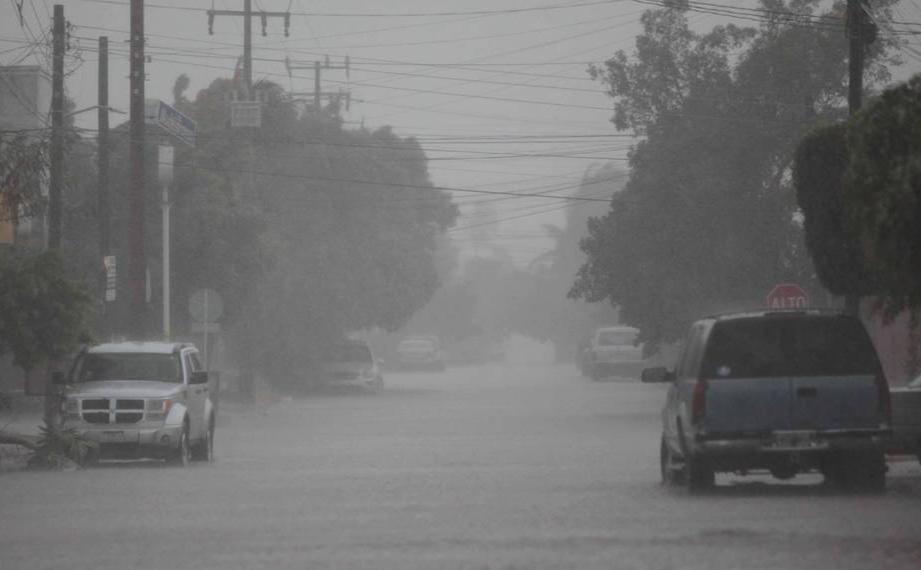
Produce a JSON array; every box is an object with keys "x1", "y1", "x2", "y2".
[
  {"x1": 98, "y1": 35, "x2": 113, "y2": 337},
  {"x1": 98, "y1": 36, "x2": 110, "y2": 261},
  {"x1": 128, "y1": 0, "x2": 147, "y2": 337},
  {"x1": 848, "y1": 0, "x2": 866, "y2": 116},
  {"x1": 48, "y1": 4, "x2": 64, "y2": 250},
  {"x1": 284, "y1": 56, "x2": 351, "y2": 113},
  {"x1": 207, "y1": 1, "x2": 290, "y2": 99},
  {"x1": 846, "y1": 0, "x2": 875, "y2": 316}
]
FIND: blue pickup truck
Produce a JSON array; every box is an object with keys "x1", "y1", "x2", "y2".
[{"x1": 643, "y1": 311, "x2": 891, "y2": 492}]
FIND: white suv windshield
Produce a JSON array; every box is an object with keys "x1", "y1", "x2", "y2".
[
  {"x1": 400, "y1": 340, "x2": 434, "y2": 350},
  {"x1": 596, "y1": 330, "x2": 638, "y2": 346},
  {"x1": 330, "y1": 344, "x2": 373, "y2": 364},
  {"x1": 73, "y1": 353, "x2": 183, "y2": 383}
]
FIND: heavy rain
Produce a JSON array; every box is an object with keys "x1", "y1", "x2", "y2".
[{"x1": 1, "y1": 1, "x2": 920, "y2": 569}]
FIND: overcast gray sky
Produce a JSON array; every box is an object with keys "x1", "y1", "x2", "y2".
[{"x1": 3, "y1": 1, "x2": 921, "y2": 265}]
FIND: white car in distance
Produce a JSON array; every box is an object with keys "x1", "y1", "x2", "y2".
[{"x1": 584, "y1": 326, "x2": 645, "y2": 380}]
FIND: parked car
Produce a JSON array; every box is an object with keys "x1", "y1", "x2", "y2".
[
  {"x1": 888, "y1": 373, "x2": 921, "y2": 464},
  {"x1": 320, "y1": 340, "x2": 384, "y2": 392},
  {"x1": 396, "y1": 336, "x2": 446, "y2": 371},
  {"x1": 642, "y1": 310, "x2": 891, "y2": 492},
  {"x1": 56, "y1": 341, "x2": 216, "y2": 465},
  {"x1": 583, "y1": 326, "x2": 645, "y2": 380}
]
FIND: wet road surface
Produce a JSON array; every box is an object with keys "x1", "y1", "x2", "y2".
[{"x1": 1, "y1": 363, "x2": 920, "y2": 569}]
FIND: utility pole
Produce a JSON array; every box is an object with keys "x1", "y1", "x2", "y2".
[
  {"x1": 848, "y1": 0, "x2": 866, "y2": 116},
  {"x1": 128, "y1": 0, "x2": 147, "y2": 338},
  {"x1": 48, "y1": 4, "x2": 64, "y2": 250},
  {"x1": 208, "y1": 2, "x2": 287, "y2": 407},
  {"x1": 98, "y1": 35, "x2": 113, "y2": 337},
  {"x1": 98, "y1": 36, "x2": 110, "y2": 264},
  {"x1": 44, "y1": 4, "x2": 66, "y2": 423},
  {"x1": 284, "y1": 56, "x2": 351, "y2": 113},
  {"x1": 314, "y1": 60, "x2": 320, "y2": 110},
  {"x1": 243, "y1": 0, "x2": 251, "y2": 98},
  {"x1": 210, "y1": 2, "x2": 289, "y2": 205},
  {"x1": 207, "y1": 2, "x2": 290, "y2": 98},
  {"x1": 845, "y1": 0, "x2": 876, "y2": 316}
]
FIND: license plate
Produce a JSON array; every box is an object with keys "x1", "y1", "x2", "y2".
[
  {"x1": 102, "y1": 430, "x2": 125, "y2": 441},
  {"x1": 767, "y1": 431, "x2": 828, "y2": 450}
]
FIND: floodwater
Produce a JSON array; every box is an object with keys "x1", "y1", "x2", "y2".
[{"x1": 1, "y1": 363, "x2": 920, "y2": 570}]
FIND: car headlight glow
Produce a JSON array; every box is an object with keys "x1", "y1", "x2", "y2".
[{"x1": 146, "y1": 398, "x2": 174, "y2": 421}]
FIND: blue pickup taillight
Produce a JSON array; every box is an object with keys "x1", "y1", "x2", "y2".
[{"x1": 691, "y1": 380, "x2": 708, "y2": 423}]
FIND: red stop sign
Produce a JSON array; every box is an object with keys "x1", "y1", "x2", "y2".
[{"x1": 766, "y1": 283, "x2": 809, "y2": 310}]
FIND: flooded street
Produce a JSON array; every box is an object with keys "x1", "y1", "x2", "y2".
[{"x1": 2, "y1": 363, "x2": 920, "y2": 570}]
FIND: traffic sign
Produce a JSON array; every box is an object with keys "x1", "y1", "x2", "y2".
[
  {"x1": 103, "y1": 255, "x2": 116, "y2": 302},
  {"x1": 191, "y1": 322, "x2": 221, "y2": 334},
  {"x1": 144, "y1": 99, "x2": 196, "y2": 147},
  {"x1": 766, "y1": 283, "x2": 809, "y2": 310},
  {"x1": 158, "y1": 145, "x2": 174, "y2": 185},
  {"x1": 189, "y1": 288, "x2": 223, "y2": 323},
  {"x1": 189, "y1": 288, "x2": 222, "y2": 371},
  {"x1": 230, "y1": 101, "x2": 262, "y2": 128}
]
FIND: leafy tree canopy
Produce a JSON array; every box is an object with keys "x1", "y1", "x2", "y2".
[
  {"x1": 507, "y1": 163, "x2": 622, "y2": 357},
  {"x1": 0, "y1": 250, "x2": 93, "y2": 372},
  {"x1": 792, "y1": 123, "x2": 874, "y2": 297},
  {"x1": 0, "y1": 134, "x2": 47, "y2": 223},
  {"x1": 846, "y1": 74, "x2": 921, "y2": 313},
  {"x1": 571, "y1": 1, "x2": 896, "y2": 345},
  {"x1": 172, "y1": 78, "x2": 456, "y2": 379}
]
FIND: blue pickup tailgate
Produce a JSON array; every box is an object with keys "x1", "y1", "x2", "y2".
[
  {"x1": 790, "y1": 375, "x2": 882, "y2": 430},
  {"x1": 703, "y1": 375, "x2": 883, "y2": 435},
  {"x1": 704, "y1": 378, "x2": 792, "y2": 433},
  {"x1": 697, "y1": 314, "x2": 886, "y2": 437}
]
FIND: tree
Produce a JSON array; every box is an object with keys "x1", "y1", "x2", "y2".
[
  {"x1": 571, "y1": 1, "x2": 896, "y2": 346},
  {"x1": 100, "y1": 74, "x2": 456, "y2": 384},
  {"x1": 792, "y1": 123, "x2": 873, "y2": 297},
  {"x1": 0, "y1": 250, "x2": 93, "y2": 419},
  {"x1": 509, "y1": 163, "x2": 622, "y2": 360},
  {"x1": 132, "y1": 77, "x2": 459, "y2": 386},
  {"x1": 845, "y1": 74, "x2": 921, "y2": 314},
  {"x1": 0, "y1": 134, "x2": 48, "y2": 226},
  {"x1": 101, "y1": 78, "x2": 272, "y2": 339}
]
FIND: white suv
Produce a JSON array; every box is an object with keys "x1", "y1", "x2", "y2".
[
  {"x1": 583, "y1": 326, "x2": 645, "y2": 380},
  {"x1": 56, "y1": 342, "x2": 216, "y2": 465}
]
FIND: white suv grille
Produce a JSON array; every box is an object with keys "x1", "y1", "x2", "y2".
[{"x1": 79, "y1": 398, "x2": 145, "y2": 424}]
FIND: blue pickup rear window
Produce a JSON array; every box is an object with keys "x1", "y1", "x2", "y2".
[{"x1": 700, "y1": 317, "x2": 881, "y2": 379}]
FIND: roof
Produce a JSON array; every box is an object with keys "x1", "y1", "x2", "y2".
[
  {"x1": 595, "y1": 325, "x2": 640, "y2": 333},
  {"x1": 404, "y1": 334, "x2": 440, "y2": 341},
  {"x1": 87, "y1": 341, "x2": 193, "y2": 354},
  {"x1": 333, "y1": 339, "x2": 370, "y2": 347},
  {"x1": 705, "y1": 309, "x2": 848, "y2": 321}
]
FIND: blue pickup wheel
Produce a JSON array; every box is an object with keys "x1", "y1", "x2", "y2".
[{"x1": 660, "y1": 436, "x2": 681, "y2": 486}]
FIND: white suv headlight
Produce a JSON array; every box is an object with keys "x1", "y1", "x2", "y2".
[{"x1": 146, "y1": 398, "x2": 174, "y2": 421}]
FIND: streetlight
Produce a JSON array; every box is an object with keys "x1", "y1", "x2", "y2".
[{"x1": 158, "y1": 145, "x2": 173, "y2": 340}]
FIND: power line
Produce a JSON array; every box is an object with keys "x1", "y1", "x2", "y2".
[
  {"x1": 80, "y1": 0, "x2": 629, "y2": 18},
  {"x1": 450, "y1": 196, "x2": 602, "y2": 234},
  {"x1": 62, "y1": 144, "x2": 617, "y2": 203},
  {"x1": 68, "y1": 123, "x2": 632, "y2": 161},
  {"x1": 72, "y1": 39, "x2": 623, "y2": 116}
]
